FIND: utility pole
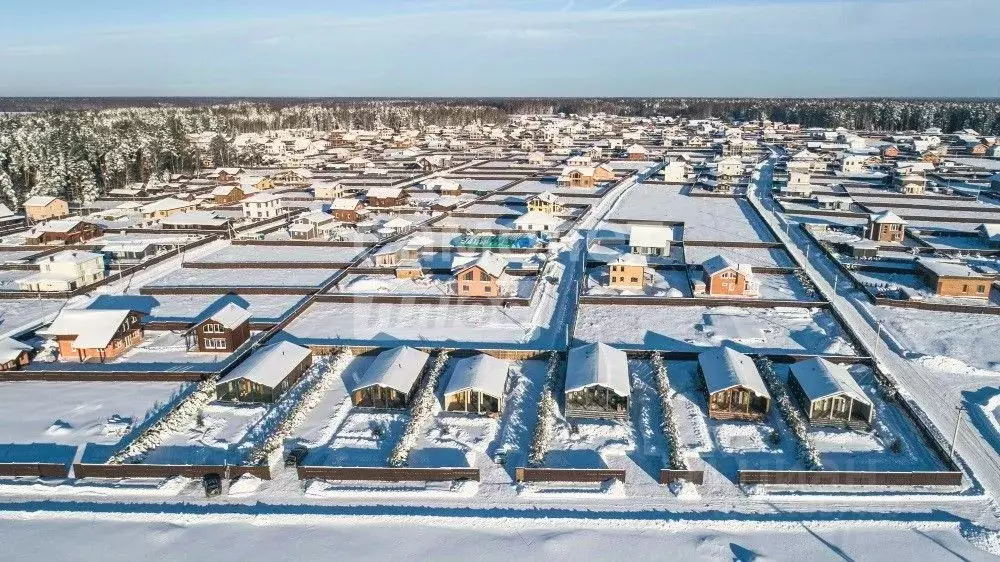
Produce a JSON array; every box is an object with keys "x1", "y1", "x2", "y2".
[{"x1": 951, "y1": 406, "x2": 966, "y2": 460}]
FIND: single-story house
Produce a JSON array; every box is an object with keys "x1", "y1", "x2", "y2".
[
  {"x1": 629, "y1": 225, "x2": 673, "y2": 256},
  {"x1": 42, "y1": 309, "x2": 145, "y2": 363},
  {"x1": 0, "y1": 338, "x2": 32, "y2": 371},
  {"x1": 215, "y1": 341, "x2": 312, "y2": 403},
  {"x1": 350, "y1": 346, "x2": 431, "y2": 409},
  {"x1": 698, "y1": 347, "x2": 771, "y2": 421},
  {"x1": 442, "y1": 354, "x2": 510, "y2": 415},
  {"x1": 565, "y1": 342, "x2": 630, "y2": 419},
  {"x1": 787, "y1": 357, "x2": 873, "y2": 429}
]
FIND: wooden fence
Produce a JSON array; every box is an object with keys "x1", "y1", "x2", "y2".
[
  {"x1": 515, "y1": 467, "x2": 626, "y2": 483},
  {"x1": 0, "y1": 463, "x2": 70, "y2": 478},
  {"x1": 296, "y1": 466, "x2": 479, "y2": 482},
  {"x1": 738, "y1": 470, "x2": 962, "y2": 487},
  {"x1": 0, "y1": 369, "x2": 208, "y2": 382},
  {"x1": 312, "y1": 293, "x2": 532, "y2": 307},
  {"x1": 73, "y1": 463, "x2": 272, "y2": 480},
  {"x1": 578, "y1": 295, "x2": 828, "y2": 308},
  {"x1": 659, "y1": 469, "x2": 705, "y2": 485}
]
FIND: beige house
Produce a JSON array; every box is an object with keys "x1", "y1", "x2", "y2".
[
  {"x1": 608, "y1": 254, "x2": 648, "y2": 290},
  {"x1": 526, "y1": 191, "x2": 564, "y2": 214},
  {"x1": 17, "y1": 250, "x2": 106, "y2": 292},
  {"x1": 23, "y1": 196, "x2": 69, "y2": 222}
]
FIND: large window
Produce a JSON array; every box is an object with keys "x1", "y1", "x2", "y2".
[{"x1": 204, "y1": 338, "x2": 227, "y2": 350}]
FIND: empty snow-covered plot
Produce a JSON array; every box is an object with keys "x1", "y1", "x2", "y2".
[
  {"x1": 0, "y1": 269, "x2": 36, "y2": 290},
  {"x1": 140, "y1": 403, "x2": 267, "y2": 465},
  {"x1": 408, "y1": 414, "x2": 498, "y2": 469},
  {"x1": 0, "y1": 380, "x2": 186, "y2": 464},
  {"x1": 574, "y1": 305, "x2": 857, "y2": 355},
  {"x1": 683, "y1": 244, "x2": 796, "y2": 269},
  {"x1": 147, "y1": 267, "x2": 338, "y2": 288},
  {"x1": 283, "y1": 300, "x2": 540, "y2": 348},
  {"x1": 754, "y1": 273, "x2": 820, "y2": 302},
  {"x1": 507, "y1": 179, "x2": 603, "y2": 196},
  {"x1": 0, "y1": 298, "x2": 65, "y2": 338},
  {"x1": 191, "y1": 244, "x2": 366, "y2": 264},
  {"x1": 869, "y1": 306, "x2": 1000, "y2": 371},
  {"x1": 486, "y1": 360, "x2": 548, "y2": 478},
  {"x1": 123, "y1": 293, "x2": 307, "y2": 324}
]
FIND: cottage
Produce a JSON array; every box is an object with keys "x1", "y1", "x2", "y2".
[
  {"x1": 454, "y1": 251, "x2": 508, "y2": 297},
  {"x1": 894, "y1": 172, "x2": 927, "y2": 195},
  {"x1": 846, "y1": 239, "x2": 879, "y2": 259},
  {"x1": 290, "y1": 210, "x2": 336, "y2": 240},
  {"x1": 526, "y1": 151, "x2": 547, "y2": 165},
  {"x1": 242, "y1": 192, "x2": 287, "y2": 220},
  {"x1": 0, "y1": 338, "x2": 31, "y2": 371},
  {"x1": 313, "y1": 180, "x2": 349, "y2": 200},
  {"x1": 17, "y1": 250, "x2": 105, "y2": 292},
  {"x1": 608, "y1": 254, "x2": 648, "y2": 290},
  {"x1": 350, "y1": 346, "x2": 430, "y2": 408},
  {"x1": 191, "y1": 303, "x2": 252, "y2": 352},
  {"x1": 512, "y1": 210, "x2": 563, "y2": 233},
  {"x1": 23, "y1": 218, "x2": 103, "y2": 245},
  {"x1": 442, "y1": 354, "x2": 510, "y2": 415},
  {"x1": 43, "y1": 309, "x2": 144, "y2": 362},
  {"x1": 626, "y1": 144, "x2": 648, "y2": 161},
  {"x1": 698, "y1": 347, "x2": 771, "y2": 421},
  {"x1": 140, "y1": 197, "x2": 199, "y2": 220},
  {"x1": 788, "y1": 358, "x2": 873, "y2": 428},
  {"x1": 566, "y1": 155, "x2": 593, "y2": 167},
  {"x1": 700, "y1": 255, "x2": 758, "y2": 297},
  {"x1": 215, "y1": 341, "x2": 312, "y2": 403},
  {"x1": 629, "y1": 225, "x2": 673, "y2": 256},
  {"x1": 565, "y1": 343, "x2": 630, "y2": 419},
  {"x1": 211, "y1": 184, "x2": 247, "y2": 205},
  {"x1": 421, "y1": 177, "x2": 463, "y2": 195},
  {"x1": 526, "y1": 191, "x2": 564, "y2": 214},
  {"x1": 813, "y1": 195, "x2": 852, "y2": 211},
  {"x1": 345, "y1": 156, "x2": 371, "y2": 171},
  {"x1": 365, "y1": 186, "x2": 407, "y2": 208},
  {"x1": 865, "y1": 211, "x2": 906, "y2": 243},
  {"x1": 22, "y1": 195, "x2": 69, "y2": 222},
  {"x1": 557, "y1": 166, "x2": 596, "y2": 188},
  {"x1": 915, "y1": 258, "x2": 993, "y2": 299},
  {"x1": 160, "y1": 210, "x2": 231, "y2": 230}
]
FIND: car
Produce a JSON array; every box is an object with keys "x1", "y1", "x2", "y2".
[
  {"x1": 284, "y1": 445, "x2": 309, "y2": 467},
  {"x1": 203, "y1": 473, "x2": 222, "y2": 498}
]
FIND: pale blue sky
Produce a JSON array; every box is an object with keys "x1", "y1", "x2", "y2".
[{"x1": 0, "y1": 0, "x2": 997, "y2": 96}]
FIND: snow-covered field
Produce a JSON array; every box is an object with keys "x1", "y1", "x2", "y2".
[
  {"x1": 336, "y1": 272, "x2": 537, "y2": 299},
  {"x1": 147, "y1": 266, "x2": 338, "y2": 288},
  {"x1": 575, "y1": 305, "x2": 857, "y2": 355},
  {"x1": 683, "y1": 244, "x2": 796, "y2": 268},
  {"x1": 191, "y1": 244, "x2": 366, "y2": 264}
]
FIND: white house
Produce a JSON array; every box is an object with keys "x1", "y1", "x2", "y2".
[
  {"x1": 513, "y1": 211, "x2": 563, "y2": 233},
  {"x1": 17, "y1": 250, "x2": 105, "y2": 292},
  {"x1": 629, "y1": 225, "x2": 673, "y2": 256},
  {"x1": 241, "y1": 193, "x2": 287, "y2": 220}
]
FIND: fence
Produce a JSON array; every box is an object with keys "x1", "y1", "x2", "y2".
[
  {"x1": 73, "y1": 463, "x2": 272, "y2": 480},
  {"x1": 578, "y1": 295, "x2": 828, "y2": 308},
  {"x1": 738, "y1": 470, "x2": 962, "y2": 487},
  {"x1": 659, "y1": 469, "x2": 705, "y2": 485},
  {"x1": 296, "y1": 466, "x2": 479, "y2": 482},
  {"x1": 0, "y1": 369, "x2": 208, "y2": 382},
  {"x1": 514, "y1": 467, "x2": 626, "y2": 483},
  {"x1": 0, "y1": 463, "x2": 70, "y2": 478},
  {"x1": 312, "y1": 293, "x2": 532, "y2": 307}
]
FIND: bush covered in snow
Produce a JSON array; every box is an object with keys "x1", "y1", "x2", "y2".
[
  {"x1": 528, "y1": 352, "x2": 562, "y2": 467},
  {"x1": 755, "y1": 357, "x2": 823, "y2": 471},
  {"x1": 651, "y1": 352, "x2": 688, "y2": 470},
  {"x1": 388, "y1": 351, "x2": 449, "y2": 467}
]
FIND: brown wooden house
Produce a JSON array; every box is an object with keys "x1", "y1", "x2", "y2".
[
  {"x1": 331, "y1": 197, "x2": 364, "y2": 222},
  {"x1": 189, "y1": 303, "x2": 252, "y2": 352},
  {"x1": 365, "y1": 187, "x2": 407, "y2": 208},
  {"x1": 698, "y1": 347, "x2": 771, "y2": 422},
  {"x1": 865, "y1": 211, "x2": 906, "y2": 243},
  {"x1": 350, "y1": 346, "x2": 430, "y2": 409},
  {"x1": 23, "y1": 218, "x2": 103, "y2": 245},
  {"x1": 215, "y1": 341, "x2": 312, "y2": 403},
  {"x1": 0, "y1": 338, "x2": 32, "y2": 371}
]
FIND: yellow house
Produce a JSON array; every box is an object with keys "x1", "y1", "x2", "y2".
[
  {"x1": 527, "y1": 191, "x2": 564, "y2": 214},
  {"x1": 608, "y1": 254, "x2": 648, "y2": 290}
]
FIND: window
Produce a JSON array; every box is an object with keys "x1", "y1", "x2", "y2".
[
  {"x1": 963, "y1": 284, "x2": 969, "y2": 293},
  {"x1": 462, "y1": 284, "x2": 469, "y2": 291},
  {"x1": 204, "y1": 338, "x2": 227, "y2": 350},
  {"x1": 203, "y1": 323, "x2": 223, "y2": 334},
  {"x1": 464, "y1": 271, "x2": 475, "y2": 281},
  {"x1": 978, "y1": 285, "x2": 986, "y2": 294},
  {"x1": 484, "y1": 285, "x2": 491, "y2": 292},
  {"x1": 630, "y1": 277, "x2": 639, "y2": 283}
]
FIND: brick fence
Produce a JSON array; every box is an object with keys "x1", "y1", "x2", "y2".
[{"x1": 296, "y1": 466, "x2": 480, "y2": 482}]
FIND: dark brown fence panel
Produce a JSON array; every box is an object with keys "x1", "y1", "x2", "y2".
[
  {"x1": 0, "y1": 463, "x2": 70, "y2": 478},
  {"x1": 0, "y1": 370, "x2": 206, "y2": 382},
  {"x1": 73, "y1": 463, "x2": 272, "y2": 480},
  {"x1": 515, "y1": 467, "x2": 626, "y2": 483},
  {"x1": 737, "y1": 470, "x2": 962, "y2": 486},
  {"x1": 313, "y1": 293, "x2": 531, "y2": 307},
  {"x1": 578, "y1": 296, "x2": 828, "y2": 308},
  {"x1": 296, "y1": 466, "x2": 479, "y2": 482},
  {"x1": 659, "y1": 469, "x2": 704, "y2": 485}
]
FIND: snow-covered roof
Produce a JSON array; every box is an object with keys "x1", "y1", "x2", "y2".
[
  {"x1": 29, "y1": 218, "x2": 85, "y2": 234},
  {"x1": 331, "y1": 197, "x2": 361, "y2": 210},
  {"x1": 43, "y1": 309, "x2": 137, "y2": 350},
  {"x1": 161, "y1": 211, "x2": 228, "y2": 227},
  {"x1": 206, "y1": 303, "x2": 252, "y2": 330},
  {"x1": 140, "y1": 197, "x2": 195, "y2": 213},
  {"x1": 454, "y1": 251, "x2": 508, "y2": 278},
  {"x1": 702, "y1": 255, "x2": 752, "y2": 277},
  {"x1": 789, "y1": 357, "x2": 871, "y2": 406},
  {"x1": 869, "y1": 210, "x2": 906, "y2": 225},
  {"x1": 698, "y1": 347, "x2": 769, "y2": 398},
  {"x1": 629, "y1": 225, "x2": 673, "y2": 248},
  {"x1": 530, "y1": 191, "x2": 559, "y2": 203},
  {"x1": 612, "y1": 253, "x2": 648, "y2": 267},
  {"x1": 0, "y1": 337, "x2": 31, "y2": 363},
  {"x1": 352, "y1": 346, "x2": 430, "y2": 394},
  {"x1": 443, "y1": 354, "x2": 509, "y2": 398},
  {"x1": 0, "y1": 203, "x2": 16, "y2": 218},
  {"x1": 217, "y1": 341, "x2": 311, "y2": 388},
  {"x1": 513, "y1": 211, "x2": 563, "y2": 228},
  {"x1": 366, "y1": 187, "x2": 404, "y2": 199},
  {"x1": 915, "y1": 258, "x2": 989, "y2": 279},
  {"x1": 37, "y1": 250, "x2": 103, "y2": 265},
  {"x1": 977, "y1": 223, "x2": 1000, "y2": 242},
  {"x1": 23, "y1": 195, "x2": 62, "y2": 207},
  {"x1": 565, "y1": 342, "x2": 630, "y2": 397}
]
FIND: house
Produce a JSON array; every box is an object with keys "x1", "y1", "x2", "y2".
[
  {"x1": 566, "y1": 155, "x2": 592, "y2": 167},
  {"x1": 421, "y1": 177, "x2": 463, "y2": 196},
  {"x1": 160, "y1": 210, "x2": 231, "y2": 230},
  {"x1": 22, "y1": 196, "x2": 69, "y2": 222},
  {"x1": 661, "y1": 160, "x2": 687, "y2": 183},
  {"x1": 526, "y1": 151, "x2": 547, "y2": 165},
  {"x1": 865, "y1": 211, "x2": 906, "y2": 243},
  {"x1": 415, "y1": 154, "x2": 453, "y2": 171},
  {"x1": 788, "y1": 357, "x2": 873, "y2": 429},
  {"x1": 976, "y1": 223, "x2": 1000, "y2": 247},
  {"x1": 42, "y1": 309, "x2": 144, "y2": 362},
  {"x1": 23, "y1": 218, "x2": 103, "y2": 245},
  {"x1": 881, "y1": 145, "x2": 900, "y2": 159},
  {"x1": 345, "y1": 156, "x2": 371, "y2": 171},
  {"x1": 349, "y1": 346, "x2": 430, "y2": 408},
  {"x1": 698, "y1": 347, "x2": 771, "y2": 421},
  {"x1": 190, "y1": 302, "x2": 252, "y2": 353},
  {"x1": 241, "y1": 192, "x2": 287, "y2": 220},
  {"x1": 813, "y1": 195, "x2": 852, "y2": 211},
  {"x1": 839, "y1": 154, "x2": 869, "y2": 174},
  {"x1": 608, "y1": 254, "x2": 648, "y2": 290},
  {"x1": 700, "y1": 255, "x2": 758, "y2": 297},
  {"x1": 629, "y1": 225, "x2": 673, "y2": 256},
  {"x1": 98, "y1": 240, "x2": 160, "y2": 263},
  {"x1": 626, "y1": 144, "x2": 648, "y2": 160},
  {"x1": 845, "y1": 239, "x2": 879, "y2": 259},
  {"x1": 0, "y1": 338, "x2": 31, "y2": 371},
  {"x1": 454, "y1": 251, "x2": 507, "y2": 297},
  {"x1": 894, "y1": 172, "x2": 927, "y2": 195},
  {"x1": 313, "y1": 180, "x2": 348, "y2": 200},
  {"x1": 365, "y1": 186, "x2": 407, "y2": 208},
  {"x1": 330, "y1": 197, "x2": 364, "y2": 223},
  {"x1": 290, "y1": 210, "x2": 336, "y2": 240},
  {"x1": 512, "y1": 210, "x2": 563, "y2": 233},
  {"x1": 215, "y1": 341, "x2": 312, "y2": 403},
  {"x1": 526, "y1": 191, "x2": 564, "y2": 214},
  {"x1": 17, "y1": 250, "x2": 105, "y2": 292},
  {"x1": 139, "y1": 197, "x2": 199, "y2": 220},
  {"x1": 269, "y1": 168, "x2": 313, "y2": 185},
  {"x1": 211, "y1": 184, "x2": 247, "y2": 205},
  {"x1": 565, "y1": 343, "x2": 630, "y2": 419},
  {"x1": 373, "y1": 238, "x2": 426, "y2": 269},
  {"x1": 557, "y1": 166, "x2": 596, "y2": 188},
  {"x1": 915, "y1": 258, "x2": 993, "y2": 299},
  {"x1": 208, "y1": 167, "x2": 244, "y2": 183},
  {"x1": 442, "y1": 354, "x2": 510, "y2": 415}
]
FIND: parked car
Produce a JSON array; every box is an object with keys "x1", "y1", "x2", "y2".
[
  {"x1": 285, "y1": 445, "x2": 309, "y2": 467},
  {"x1": 203, "y1": 473, "x2": 222, "y2": 498}
]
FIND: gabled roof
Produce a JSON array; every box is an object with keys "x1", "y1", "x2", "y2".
[
  {"x1": 530, "y1": 191, "x2": 559, "y2": 204},
  {"x1": 23, "y1": 195, "x2": 62, "y2": 207},
  {"x1": 702, "y1": 255, "x2": 752, "y2": 277},
  {"x1": 869, "y1": 210, "x2": 906, "y2": 224},
  {"x1": 443, "y1": 354, "x2": 509, "y2": 398},
  {"x1": 217, "y1": 341, "x2": 311, "y2": 388},
  {"x1": 206, "y1": 303, "x2": 252, "y2": 330},
  {"x1": 698, "y1": 347, "x2": 769, "y2": 397},
  {"x1": 331, "y1": 197, "x2": 362, "y2": 210},
  {"x1": 513, "y1": 211, "x2": 563, "y2": 228},
  {"x1": 454, "y1": 251, "x2": 507, "y2": 278},
  {"x1": 366, "y1": 187, "x2": 404, "y2": 199},
  {"x1": 28, "y1": 218, "x2": 86, "y2": 234},
  {"x1": 43, "y1": 309, "x2": 138, "y2": 350},
  {"x1": 789, "y1": 357, "x2": 871, "y2": 406},
  {"x1": 351, "y1": 346, "x2": 430, "y2": 394},
  {"x1": 629, "y1": 225, "x2": 673, "y2": 248},
  {"x1": 565, "y1": 342, "x2": 630, "y2": 397},
  {"x1": 0, "y1": 337, "x2": 31, "y2": 363},
  {"x1": 140, "y1": 197, "x2": 195, "y2": 213}
]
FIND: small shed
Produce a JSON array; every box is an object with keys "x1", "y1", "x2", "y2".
[
  {"x1": 442, "y1": 354, "x2": 510, "y2": 415},
  {"x1": 215, "y1": 341, "x2": 312, "y2": 403},
  {"x1": 698, "y1": 347, "x2": 771, "y2": 421},
  {"x1": 788, "y1": 358, "x2": 873, "y2": 429},
  {"x1": 565, "y1": 343, "x2": 630, "y2": 419},
  {"x1": 350, "y1": 346, "x2": 430, "y2": 409}
]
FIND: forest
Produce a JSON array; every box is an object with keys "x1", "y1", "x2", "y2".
[{"x1": 1, "y1": 97, "x2": 999, "y2": 208}]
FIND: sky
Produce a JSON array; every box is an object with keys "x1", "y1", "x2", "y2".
[{"x1": 0, "y1": 0, "x2": 998, "y2": 97}]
